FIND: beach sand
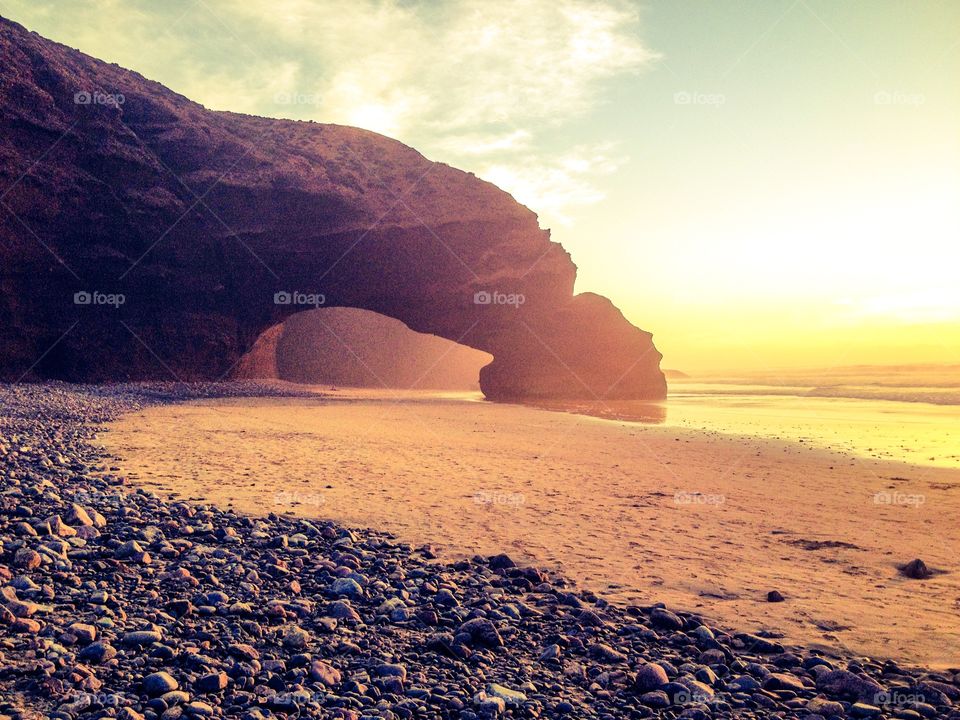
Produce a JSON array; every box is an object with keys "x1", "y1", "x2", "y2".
[{"x1": 99, "y1": 389, "x2": 960, "y2": 668}]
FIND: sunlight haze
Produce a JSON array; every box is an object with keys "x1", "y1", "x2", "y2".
[{"x1": 7, "y1": 0, "x2": 957, "y2": 373}]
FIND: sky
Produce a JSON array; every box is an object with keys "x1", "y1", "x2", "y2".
[{"x1": 3, "y1": 0, "x2": 959, "y2": 373}]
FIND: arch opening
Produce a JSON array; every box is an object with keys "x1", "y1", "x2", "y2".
[{"x1": 235, "y1": 307, "x2": 493, "y2": 392}]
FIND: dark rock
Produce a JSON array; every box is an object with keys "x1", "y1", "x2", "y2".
[
  {"x1": 13, "y1": 548, "x2": 41, "y2": 570},
  {"x1": 310, "y1": 660, "x2": 341, "y2": 687},
  {"x1": 78, "y1": 641, "x2": 117, "y2": 664},
  {"x1": 195, "y1": 672, "x2": 228, "y2": 693},
  {"x1": 649, "y1": 607, "x2": 684, "y2": 630},
  {"x1": 899, "y1": 559, "x2": 934, "y2": 579},
  {"x1": 634, "y1": 663, "x2": 669, "y2": 692},
  {"x1": 123, "y1": 630, "x2": 162, "y2": 647},
  {"x1": 458, "y1": 617, "x2": 503, "y2": 648},
  {"x1": 143, "y1": 671, "x2": 179, "y2": 696},
  {"x1": 735, "y1": 633, "x2": 784, "y2": 654},
  {"x1": 488, "y1": 554, "x2": 516, "y2": 570},
  {"x1": 816, "y1": 669, "x2": 886, "y2": 702}
]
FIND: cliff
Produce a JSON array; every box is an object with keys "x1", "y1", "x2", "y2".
[{"x1": 0, "y1": 16, "x2": 666, "y2": 400}]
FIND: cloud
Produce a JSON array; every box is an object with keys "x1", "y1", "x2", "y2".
[
  {"x1": 480, "y1": 144, "x2": 625, "y2": 225},
  {"x1": 3, "y1": 0, "x2": 654, "y2": 225}
]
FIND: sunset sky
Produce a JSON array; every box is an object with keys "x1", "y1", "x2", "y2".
[{"x1": 5, "y1": 0, "x2": 958, "y2": 373}]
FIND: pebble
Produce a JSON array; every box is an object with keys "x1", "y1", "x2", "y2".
[
  {"x1": 142, "y1": 671, "x2": 179, "y2": 695},
  {"x1": 634, "y1": 663, "x2": 669, "y2": 692}
]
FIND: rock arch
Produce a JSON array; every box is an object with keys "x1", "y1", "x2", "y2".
[{"x1": 0, "y1": 17, "x2": 666, "y2": 400}]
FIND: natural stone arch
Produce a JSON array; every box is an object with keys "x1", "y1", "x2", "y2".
[{"x1": 0, "y1": 17, "x2": 666, "y2": 400}]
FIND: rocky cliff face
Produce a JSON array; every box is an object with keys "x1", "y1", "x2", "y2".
[{"x1": 0, "y1": 16, "x2": 666, "y2": 400}]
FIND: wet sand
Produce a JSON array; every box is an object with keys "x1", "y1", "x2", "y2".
[{"x1": 100, "y1": 389, "x2": 960, "y2": 667}]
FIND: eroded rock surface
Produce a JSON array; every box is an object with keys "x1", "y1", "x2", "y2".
[{"x1": 0, "y1": 17, "x2": 665, "y2": 400}]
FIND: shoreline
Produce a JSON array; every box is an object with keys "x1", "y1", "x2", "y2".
[
  {"x1": 99, "y1": 389, "x2": 960, "y2": 668},
  {"x1": 2, "y1": 382, "x2": 959, "y2": 720}
]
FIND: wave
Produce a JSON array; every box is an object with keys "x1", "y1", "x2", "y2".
[
  {"x1": 670, "y1": 382, "x2": 960, "y2": 406},
  {"x1": 805, "y1": 385, "x2": 960, "y2": 405}
]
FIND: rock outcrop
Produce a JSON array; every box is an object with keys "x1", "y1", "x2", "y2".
[
  {"x1": 235, "y1": 307, "x2": 492, "y2": 390},
  {"x1": 0, "y1": 16, "x2": 666, "y2": 400}
]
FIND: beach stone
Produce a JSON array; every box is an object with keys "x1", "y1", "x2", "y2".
[
  {"x1": 310, "y1": 659, "x2": 341, "y2": 687},
  {"x1": 851, "y1": 702, "x2": 883, "y2": 717},
  {"x1": 484, "y1": 683, "x2": 526, "y2": 706},
  {"x1": 476, "y1": 696, "x2": 506, "y2": 716},
  {"x1": 13, "y1": 548, "x2": 41, "y2": 570},
  {"x1": 281, "y1": 624, "x2": 311, "y2": 649},
  {"x1": 767, "y1": 590, "x2": 785, "y2": 602},
  {"x1": 435, "y1": 588, "x2": 459, "y2": 607},
  {"x1": 540, "y1": 644, "x2": 562, "y2": 662},
  {"x1": 115, "y1": 539, "x2": 143, "y2": 558},
  {"x1": 640, "y1": 690, "x2": 671, "y2": 708},
  {"x1": 48, "y1": 515, "x2": 76, "y2": 537},
  {"x1": 695, "y1": 667, "x2": 718, "y2": 686},
  {"x1": 806, "y1": 696, "x2": 845, "y2": 716},
  {"x1": 7, "y1": 599, "x2": 39, "y2": 617},
  {"x1": 375, "y1": 663, "x2": 407, "y2": 681},
  {"x1": 327, "y1": 600, "x2": 362, "y2": 622},
  {"x1": 143, "y1": 671, "x2": 179, "y2": 696},
  {"x1": 167, "y1": 599, "x2": 194, "y2": 617},
  {"x1": 67, "y1": 622, "x2": 97, "y2": 644},
  {"x1": 183, "y1": 702, "x2": 215, "y2": 717},
  {"x1": 64, "y1": 503, "x2": 95, "y2": 526},
  {"x1": 123, "y1": 629, "x2": 162, "y2": 647},
  {"x1": 735, "y1": 633, "x2": 784, "y2": 654},
  {"x1": 12, "y1": 617, "x2": 41, "y2": 633},
  {"x1": 650, "y1": 607, "x2": 684, "y2": 630},
  {"x1": 14, "y1": 522, "x2": 37, "y2": 536},
  {"x1": 900, "y1": 559, "x2": 933, "y2": 579},
  {"x1": 816, "y1": 669, "x2": 885, "y2": 702},
  {"x1": 726, "y1": 675, "x2": 761, "y2": 692},
  {"x1": 634, "y1": 663, "x2": 669, "y2": 692},
  {"x1": 459, "y1": 617, "x2": 503, "y2": 648},
  {"x1": 764, "y1": 672, "x2": 807, "y2": 692},
  {"x1": 228, "y1": 643, "x2": 260, "y2": 661},
  {"x1": 590, "y1": 642, "x2": 627, "y2": 663},
  {"x1": 78, "y1": 641, "x2": 117, "y2": 664},
  {"x1": 195, "y1": 672, "x2": 228, "y2": 693},
  {"x1": 677, "y1": 678, "x2": 715, "y2": 703},
  {"x1": 330, "y1": 577, "x2": 363, "y2": 598},
  {"x1": 488, "y1": 554, "x2": 516, "y2": 570}
]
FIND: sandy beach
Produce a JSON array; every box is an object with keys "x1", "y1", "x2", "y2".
[{"x1": 100, "y1": 389, "x2": 960, "y2": 668}]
